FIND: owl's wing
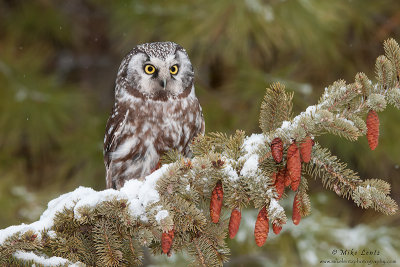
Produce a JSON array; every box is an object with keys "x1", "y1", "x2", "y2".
[
  {"x1": 103, "y1": 107, "x2": 130, "y2": 168},
  {"x1": 104, "y1": 106, "x2": 133, "y2": 189},
  {"x1": 183, "y1": 100, "x2": 205, "y2": 158}
]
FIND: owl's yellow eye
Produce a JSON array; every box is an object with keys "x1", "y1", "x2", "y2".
[
  {"x1": 170, "y1": 65, "x2": 179, "y2": 75},
  {"x1": 144, "y1": 64, "x2": 156, "y2": 75}
]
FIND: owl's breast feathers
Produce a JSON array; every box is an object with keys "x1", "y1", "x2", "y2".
[{"x1": 104, "y1": 85, "x2": 204, "y2": 188}]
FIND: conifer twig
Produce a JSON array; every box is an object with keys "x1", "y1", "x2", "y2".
[{"x1": 1, "y1": 38, "x2": 400, "y2": 267}]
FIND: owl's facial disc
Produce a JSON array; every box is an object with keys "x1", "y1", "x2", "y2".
[{"x1": 126, "y1": 48, "x2": 193, "y2": 98}]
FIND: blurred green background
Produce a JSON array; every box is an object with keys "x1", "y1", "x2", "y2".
[{"x1": 1, "y1": 0, "x2": 399, "y2": 266}]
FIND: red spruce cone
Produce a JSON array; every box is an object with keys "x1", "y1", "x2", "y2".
[
  {"x1": 283, "y1": 167, "x2": 291, "y2": 187},
  {"x1": 272, "y1": 221, "x2": 282, "y2": 235},
  {"x1": 291, "y1": 177, "x2": 301, "y2": 191},
  {"x1": 271, "y1": 137, "x2": 283, "y2": 163},
  {"x1": 229, "y1": 208, "x2": 242, "y2": 239},
  {"x1": 292, "y1": 193, "x2": 301, "y2": 225},
  {"x1": 210, "y1": 181, "x2": 223, "y2": 223},
  {"x1": 366, "y1": 110, "x2": 379, "y2": 150},
  {"x1": 287, "y1": 142, "x2": 301, "y2": 191},
  {"x1": 300, "y1": 136, "x2": 313, "y2": 163},
  {"x1": 161, "y1": 229, "x2": 175, "y2": 254},
  {"x1": 254, "y1": 207, "x2": 269, "y2": 247},
  {"x1": 275, "y1": 169, "x2": 285, "y2": 199}
]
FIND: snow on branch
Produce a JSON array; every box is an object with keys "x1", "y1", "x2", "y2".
[{"x1": 1, "y1": 38, "x2": 400, "y2": 267}]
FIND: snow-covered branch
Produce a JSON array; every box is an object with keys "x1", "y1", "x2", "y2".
[{"x1": 1, "y1": 38, "x2": 400, "y2": 267}]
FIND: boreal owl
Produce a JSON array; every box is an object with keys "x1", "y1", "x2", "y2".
[{"x1": 104, "y1": 42, "x2": 204, "y2": 189}]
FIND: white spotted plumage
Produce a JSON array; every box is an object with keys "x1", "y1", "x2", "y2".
[{"x1": 104, "y1": 42, "x2": 204, "y2": 189}]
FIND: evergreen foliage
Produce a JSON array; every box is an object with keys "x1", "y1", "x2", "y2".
[
  {"x1": 2, "y1": 0, "x2": 400, "y2": 232},
  {"x1": 1, "y1": 39, "x2": 400, "y2": 266},
  {"x1": 259, "y1": 82, "x2": 293, "y2": 134}
]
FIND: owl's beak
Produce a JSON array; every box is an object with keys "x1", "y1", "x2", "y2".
[{"x1": 160, "y1": 79, "x2": 167, "y2": 89}]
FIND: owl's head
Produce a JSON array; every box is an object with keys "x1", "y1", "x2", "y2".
[{"x1": 118, "y1": 42, "x2": 194, "y2": 100}]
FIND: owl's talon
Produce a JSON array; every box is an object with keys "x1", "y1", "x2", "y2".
[{"x1": 150, "y1": 160, "x2": 162, "y2": 173}]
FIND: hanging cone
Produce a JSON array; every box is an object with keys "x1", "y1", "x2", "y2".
[
  {"x1": 283, "y1": 167, "x2": 291, "y2": 187},
  {"x1": 210, "y1": 181, "x2": 223, "y2": 223},
  {"x1": 271, "y1": 138, "x2": 283, "y2": 163},
  {"x1": 300, "y1": 136, "x2": 313, "y2": 163},
  {"x1": 287, "y1": 142, "x2": 301, "y2": 191},
  {"x1": 228, "y1": 208, "x2": 241, "y2": 239},
  {"x1": 254, "y1": 207, "x2": 269, "y2": 247},
  {"x1": 161, "y1": 229, "x2": 175, "y2": 254},
  {"x1": 366, "y1": 110, "x2": 379, "y2": 150},
  {"x1": 291, "y1": 178, "x2": 301, "y2": 192},
  {"x1": 275, "y1": 169, "x2": 285, "y2": 199},
  {"x1": 292, "y1": 193, "x2": 301, "y2": 225},
  {"x1": 272, "y1": 221, "x2": 282, "y2": 235}
]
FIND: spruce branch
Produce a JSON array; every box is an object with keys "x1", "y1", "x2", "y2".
[
  {"x1": 304, "y1": 143, "x2": 398, "y2": 215},
  {"x1": 384, "y1": 38, "x2": 400, "y2": 82},
  {"x1": 375, "y1": 55, "x2": 393, "y2": 90},
  {"x1": 93, "y1": 219, "x2": 123, "y2": 266},
  {"x1": 1, "y1": 38, "x2": 400, "y2": 266},
  {"x1": 259, "y1": 82, "x2": 293, "y2": 134},
  {"x1": 297, "y1": 177, "x2": 311, "y2": 217},
  {"x1": 304, "y1": 143, "x2": 362, "y2": 198}
]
